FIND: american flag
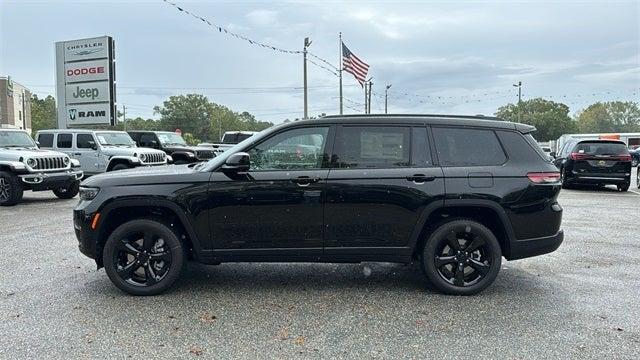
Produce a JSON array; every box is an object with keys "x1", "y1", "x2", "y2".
[{"x1": 342, "y1": 42, "x2": 369, "y2": 87}]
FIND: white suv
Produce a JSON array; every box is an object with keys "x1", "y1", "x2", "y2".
[{"x1": 35, "y1": 129, "x2": 168, "y2": 176}]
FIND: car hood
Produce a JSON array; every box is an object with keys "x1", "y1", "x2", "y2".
[
  {"x1": 100, "y1": 146, "x2": 165, "y2": 156},
  {"x1": 82, "y1": 164, "x2": 201, "y2": 187},
  {"x1": 165, "y1": 145, "x2": 204, "y2": 153},
  {"x1": 0, "y1": 147, "x2": 68, "y2": 160}
]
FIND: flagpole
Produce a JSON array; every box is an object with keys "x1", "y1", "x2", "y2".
[{"x1": 339, "y1": 32, "x2": 343, "y2": 115}]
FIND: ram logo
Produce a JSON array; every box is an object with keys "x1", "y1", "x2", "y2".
[{"x1": 68, "y1": 109, "x2": 77, "y2": 120}]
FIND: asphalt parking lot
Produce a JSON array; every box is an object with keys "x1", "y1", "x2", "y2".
[{"x1": 1, "y1": 174, "x2": 639, "y2": 359}]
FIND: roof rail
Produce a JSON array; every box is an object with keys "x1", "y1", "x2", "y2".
[{"x1": 322, "y1": 113, "x2": 504, "y2": 121}]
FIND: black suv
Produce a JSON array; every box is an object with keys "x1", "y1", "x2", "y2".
[
  {"x1": 128, "y1": 131, "x2": 214, "y2": 164},
  {"x1": 75, "y1": 115, "x2": 564, "y2": 296},
  {"x1": 552, "y1": 139, "x2": 632, "y2": 191}
]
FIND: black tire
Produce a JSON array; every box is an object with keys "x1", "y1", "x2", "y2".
[
  {"x1": 560, "y1": 168, "x2": 571, "y2": 189},
  {"x1": 632, "y1": 158, "x2": 638, "y2": 167},
  {"x1": 637, "y1": 169, "x2": 640, "y2": 189},
  {"x1": 111, "y1": 163, "x2": 131, "y2": 171},
  {"x1": 0, "y1": 171, "x2": 24, "y2": 206},
  {"x1": 617, "y1": 182, "x2": 630, "y2": 192},
  {"x1": 421, "y1": 219, "x2": 502, "y2": 295},
  {"x1": 53, "y1": 180, "x2": 80, "y2": 199},
  {"x1": 103, "y1": 219, "x2": 185, "y2": 296}
]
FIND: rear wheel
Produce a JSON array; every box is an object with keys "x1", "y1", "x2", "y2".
[
  {"x1": 53, "y1": 180, "x2": 80, "y2": 199},
  {"x1": 421, "y1": 219, "x2": 502, "y2": 295},
  {"x1": 560, "y1": 168, "x2": 571, "y2": 189},
  {"x1": 103, "y1": 219, "x2": 185, "y2": 296},
  {"x1": 0, "y1": 171, "x2": 23, "y2": 206}
]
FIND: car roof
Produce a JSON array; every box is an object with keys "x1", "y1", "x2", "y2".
[
  {"x1": 291, "y1": 114, "x2": 535, "y2": 133},
  {"x1": 575, "y1": 139, "x2": 626, "y2": 144},
  {"x1": 37, "y1": 129, "x2": 126, "y2": 134}
]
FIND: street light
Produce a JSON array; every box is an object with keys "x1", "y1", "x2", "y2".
[
  {"x1": 513, "y1": 81, "x2": 522, "y2": 121},
  {"x1": 385, "y1": 84, "x2": 392, "y2": 114}
]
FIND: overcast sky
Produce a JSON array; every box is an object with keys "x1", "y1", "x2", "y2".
[{"x1": 1, "y1": 0, "x2": 639, "y2": 123}]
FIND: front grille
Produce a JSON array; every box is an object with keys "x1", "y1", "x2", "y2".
[
  {"x1": 142, "y1": 152, "x2": 165, "y2": 164},
  {"x1": 32, "y1": 156, "x2": 68, "y2": 171},
  {"x1": 195, "y1": 150, "x2": 214, "y2": 160}
]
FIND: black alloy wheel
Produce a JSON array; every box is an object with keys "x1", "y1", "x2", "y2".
[
  {"x1": 0, "y1": 171, "x2": 23, "y2": 206},
  {"x1": 103, "y1": 219, "x2": 184, "y2": 295},
  {"x1": 422, "y1": 219, "x2": 501, "y2": 295}
]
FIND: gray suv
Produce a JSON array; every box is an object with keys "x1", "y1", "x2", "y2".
[
  {"x1": 35, "y1": 129, "x2": 168, "y2": 175},
  {"x1": 0, "y1": 128, "x2": 83, "y2": 206}
]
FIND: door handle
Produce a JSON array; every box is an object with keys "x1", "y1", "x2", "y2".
[
  {"x1": 406, "y1": 174, "x2": 436, "y2": 183},
  {"x1": 290, "y1": 176, "x2": 321, "y2": 187}
]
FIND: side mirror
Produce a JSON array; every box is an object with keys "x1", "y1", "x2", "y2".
[
  {"x1": 35, "y1": 141, "x2": 40, "y2": 147},
  {"x1": 88, "y1": 140, "x2": 98, "y2": 150},
  {"x1": 549, "y1": 152, "x2": 556, "y2": 158},
  {"x1": 222, "y1": 152, "x2": 250, "y2": 172}
]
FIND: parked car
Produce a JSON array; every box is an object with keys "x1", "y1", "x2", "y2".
[
  {"x1": 128, "y1": 131, "x2": 214, "y2": 164},
  {"x1": 74, "y1": 114, "x2": 564, "y2": 296},
  {"x1": 36, "y1": 129, "x2": 168, "y2": 175},
  {"x1": 0, "y1": 128, "x2": 83, "y2": 206},
  {"x1": 551, "y1": 139, "x2": 632, "y2": 191},
  {"x1": 629, "y1": 148, "x2": 640, "y2": 167},
  {"x1": 198, "y1": 131, "x2": 258, "y2": 156}
]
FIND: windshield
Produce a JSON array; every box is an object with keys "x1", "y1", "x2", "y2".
[
  {"x1": 575, "y1": 141, "x2": 629, "y2": 156},
  {"x1": 96, "y1": 132, "x2": 136, "y2": 146},
  {"x1": 0, "y1": 131, "x2": 37, "y2": 148},
  {"x1": 157, "y1": 133, "x2": 187, "y2": 146},
  {"x1": 222, "y1": 133, "x2": 254, "y2": 144}
]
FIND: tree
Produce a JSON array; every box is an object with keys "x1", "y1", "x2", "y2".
[
  {"x1": 154, "y1": 94, "x2": 214, "y2": 140},
  {"x1": 30, "y1": 95, "x2": 57, "y2": 135},
  {"x1": 575, "y1": 101, "x2": 640, "y2": 133},
  {"x1": 495, "y1": 98, "x2": 577, "y2": 141}
]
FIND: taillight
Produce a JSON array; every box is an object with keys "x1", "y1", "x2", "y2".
[
  {"x1": 570, "y1": 152, "x2": 587, "y2": 160},
  {"x1": 617, "y1": 154, "x2": 632, "y2": 162},
  {"x1": 527, "y1": 172, "x2": 561, "y2": 184}
]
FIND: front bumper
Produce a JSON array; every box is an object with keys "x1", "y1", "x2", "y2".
[
  {"x1": 19, "y1": 169, "x2": 83, "y2": 190},
  {"x1": 507, "y1": 230, "x2": 564, "y2": 260},
  {"x1": 74, "y1": 208, "x2": 98, "y2": 260}
]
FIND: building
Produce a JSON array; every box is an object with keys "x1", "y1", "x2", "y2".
[{"x1": 0, "y1": 76, "x2": 32, "y2": 133}]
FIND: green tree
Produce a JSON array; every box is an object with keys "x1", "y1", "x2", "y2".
[
  {"x1": 495, "y1": 98, "x2": 577, "y2": 141},
  {"x1": 30, "y1": 95, "x2": 57, "y2": 135},
  {"x1": 154, "y1": 94, "x2": 214, "y2": 139},
  {"x1": 575, "y1": 101, "x2": 640, "y2": 133}
]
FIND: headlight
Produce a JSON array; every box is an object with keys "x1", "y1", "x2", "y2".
[
  {"x1": 79, "y1": 187, "x2": 100, "y2": 201},
  {"x1": 138, "y1": 153, "x2": 147, "y2": 162},
  {"x1": 25, "y1": 158, "x2": 37, "y2": 168},
  {"x1": 63, "y1": 157, "x2": 70, "y2": 165}
]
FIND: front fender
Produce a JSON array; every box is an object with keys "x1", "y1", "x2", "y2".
[
  {"x1": 0, "y1": 160, "x2": 29, "y2": 174},
  {"x1": 106, "y1": 156, "x2": 141, "y2": 170}
]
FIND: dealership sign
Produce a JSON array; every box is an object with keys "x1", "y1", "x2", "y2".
[{"x1": 55, "y1": 36, "x2": 116, "y2": 127}]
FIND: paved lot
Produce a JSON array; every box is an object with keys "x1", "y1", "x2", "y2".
[{"x1": 1, "y1": 174, "x2": 639, "y2": 359}]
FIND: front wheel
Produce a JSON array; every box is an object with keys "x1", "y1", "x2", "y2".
[
  {"x1": 103, "y1": 219, "x2": 185, "y2": 296},
  {"x1": 53, "y1": 180, "x2": 80, "y2": 199},
  {"x1": 421, "y1": 219, "x2": 502, "y2": 295},
  {"x1": 111, "y1": 163, "x2": 131, "y2": 171},
  {"x1": 617, "y1": 182, "x2": 630, "y2": 192},
  {"x1": 0, "y1": 171, "x2": 24, "y2": 206}
]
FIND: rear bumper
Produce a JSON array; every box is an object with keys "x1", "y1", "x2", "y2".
[
  {"x1": 507, "y1": 230, "x2": 564, "y2": 260},
  {"x1": 570, "y1": 171, "x2": 629, "y2": 184}
]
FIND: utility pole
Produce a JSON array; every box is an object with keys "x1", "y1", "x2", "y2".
[
  {"x1": 303, "y1": 37, "x2": 312, "y2": 119},
  {"x1": 513, "y1": 81, "x2": 522, "y2": 122},
  {"x1": 364, "y1": 81, "x2": 368, "y2": 114},
  {"x1": 367, "y1": 81, "x2": 373, "y2": 114},
  {"x1": 385, "y1": 84, "x2": 392, "y2": 114},
  {"x1": 339, "y1": 32, "x2": 343, "y2": 115},
  {"x1": 122, "y1": 104, "x2": 126, "y2": 130}
]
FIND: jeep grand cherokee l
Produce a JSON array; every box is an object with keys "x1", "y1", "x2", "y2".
[{"x1": 74, "y1": 114, "x2": 564, "y2": 296}]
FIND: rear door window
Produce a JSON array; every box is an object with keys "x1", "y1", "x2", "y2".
[
  {"x1": 433, "y1": 127, "x2": 506, "y2": 166},
  {"x1": 333, "y1": 126, "x2": 411, "y2": 168},
  {"x1": 57, "y1": 133, "x2": 72, "y2": 148}
]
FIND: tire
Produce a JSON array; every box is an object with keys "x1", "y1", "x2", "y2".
[
  {"x1": 637, "y1": 169, "x2": 640, "y2": 189},
  {"x1": 0, "y1": 171, "x2": 24, "y2": 206},
  {"x1": 103, "y1": 219, "x2": 185, "y2": 296},
  {"x1": 632, "y1": 158, "x2": 638, "y2": 167},
  {"x1": 53, "y1": 180, "x2": 80, "y2": 199},
  {"x1": 617, "y1": 182, "x2": 630, "y2": 192},
  {"x1": 111, "y1": 163, "x2": 131, "y2": 171},
  {"x1": 560, "y1": 168, "x2": 572, "y2": 189},
  {"x1": 421, "y1": 219, "x2": 502, "y2": 295}
]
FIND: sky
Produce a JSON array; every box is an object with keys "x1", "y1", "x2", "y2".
[{"x1": 1, "y1": 0, "x2": 639, "y2": 124}]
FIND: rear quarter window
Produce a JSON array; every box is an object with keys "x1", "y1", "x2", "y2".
[
  {"x1": 433, "y1": 127, "x2": 506, "y2": 166},
  {"x1": 499, "y1": 131, "x2": 548, "y2": 163}
]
